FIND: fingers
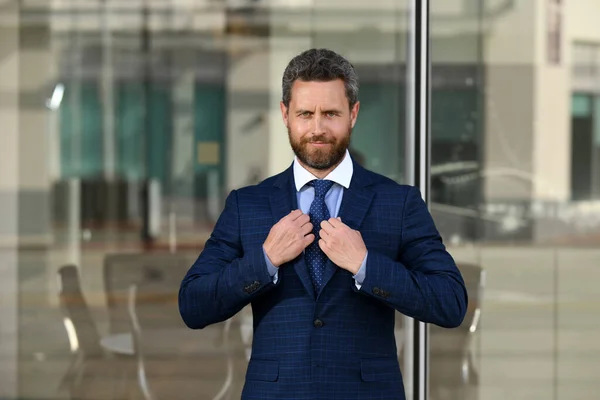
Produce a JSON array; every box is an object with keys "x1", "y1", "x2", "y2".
[
  {"x1": 287, "y1": 209, "x2": 303, "y2": 220},
  {"x1": 327, "y1": 217, "x2": 343, "y2": 228},
  {"x1": 301, "y1": 221, "x2": 313, "y2": 236},
  {"x1": 287, "y1": 211, "x2": 343, "y2": 225},
  {"x1": 303, "y1": 233, "x2": 315, "y2": 247},
  {"x1": 320, "y1": 219, "x2": 336, "y2": 232},
  {"x1": 286, "y1": 211, "x2": 311, "y2": 228},
  {"x1": 318, "y1": 238, "x2": 328, "y2": 253},
  {"x1": 297, "y1": 213, "x2": 311, "y2": 226}
]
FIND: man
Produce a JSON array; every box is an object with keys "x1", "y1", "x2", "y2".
[{"x1": 179, "y1": 48, "x2": 467, "y2": 399}]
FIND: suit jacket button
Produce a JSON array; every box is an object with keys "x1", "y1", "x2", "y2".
[
  {"x1": 313, "y1": 319, "x2": 324, "y2": 328},
  {"x1": 373, "y1": 287, "x2": 381, "y2": 295}
]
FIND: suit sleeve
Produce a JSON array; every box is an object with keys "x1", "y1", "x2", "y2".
[
  {"x1": 178, "y1": 190, "x2": 279, "y2": 329},
  {"x1": 356, "y1": 186, "x2": 468, "y2": 328}
]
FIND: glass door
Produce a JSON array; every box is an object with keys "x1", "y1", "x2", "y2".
[{"x1": 429, "y1": 1, "x2": 600, "y2": 399}]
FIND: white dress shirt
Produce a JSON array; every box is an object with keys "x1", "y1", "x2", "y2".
[{"x1": 263, "y1": 150, "x2": 367, "y2": 289}]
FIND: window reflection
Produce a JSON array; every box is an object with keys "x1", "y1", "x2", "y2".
[{"x1": 2, "y1": 1, "x2": 600, "y2": 399}]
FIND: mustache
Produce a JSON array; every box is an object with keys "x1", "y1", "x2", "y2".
[{"x1": 303, "y1": 135, "x2": 335, "y2": 144}]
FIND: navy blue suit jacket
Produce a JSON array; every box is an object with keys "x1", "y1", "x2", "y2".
[{"x1": 179, "y1": 160, "x2": 468, "y2": 399}]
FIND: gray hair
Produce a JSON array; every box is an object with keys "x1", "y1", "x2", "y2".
[{"x1": 281, "y1": 48, "x2": 359, "y2": 109}]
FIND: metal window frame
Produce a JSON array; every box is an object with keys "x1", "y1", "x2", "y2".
[{"x1": 405, "y1": 0, "x2": 430, "y2": 399}]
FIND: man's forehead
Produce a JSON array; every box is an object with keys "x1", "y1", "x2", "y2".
[
  {"x1": 292, "y1": 79, "x2": 345, "y2": 90},
  {"x1": 292, "y1": 103, "x2": 343, "y2": 111},
  {"x1": 290, "y1": 81, "x2": 348, "y2": 107}
]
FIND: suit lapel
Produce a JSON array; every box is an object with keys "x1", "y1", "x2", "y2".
[
  {"x1": 269, "y1": 165, "x2": 316, "y2": 300},
  {"x1": 319, "y1": 162, "x2": 375, "y2": 295},
  {"x1": 269, "y1": 167, "x2": 296, "y2": 224}
]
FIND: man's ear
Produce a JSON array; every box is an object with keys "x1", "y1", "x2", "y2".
[
  {"x1": 280, "y1": 101, "x2": 289, "y2": 127},
  {"x1": 350, "y1": 101, "x2": 360, "y2": 128}
]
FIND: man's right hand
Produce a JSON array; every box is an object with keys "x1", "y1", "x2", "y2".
[{"x1": 263, "y1": 209, "x2": 314, "y2": 268}]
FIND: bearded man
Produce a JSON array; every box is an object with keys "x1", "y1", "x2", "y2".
[{"x1": 179, "y1": 48, "x2": 468, "y2": 400}]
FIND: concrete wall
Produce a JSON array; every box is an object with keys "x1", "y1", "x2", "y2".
[
  {"x1": 226, "y1": 47, "x2": 275, "y2": 189},
  {"x1": 532, "y1": 0, "x2": 570, "y2": 201},
  {"x1": 567, "y1": 0, "x2": 600, "y2": 42},
  {"x1": 482, "y1": 0, "x2": 537, "y2": 201},
  {"x1": 0, "y1": 3, "x2": 19, "y2": 397},
  {"x1": 479, "y1": 0, "x2": 574, "y2": 202},
  {"x1": 17, "y1": 24, "x2": 54, "y2": 243}
]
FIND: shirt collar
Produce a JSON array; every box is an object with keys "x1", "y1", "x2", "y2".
[{"x1": 293, "y1": 149, "x2": 353, "y2": 192}]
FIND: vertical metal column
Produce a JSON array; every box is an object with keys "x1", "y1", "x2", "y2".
[
  {"x1": 141, "y1": 0, "x2": 154, "y2": 246},
  {"x1": 101, "y1": 0, "x2": 117, "y2": 245},
  {"x1": 405, "y1": 0, "x2": 431, "y2": 399},
  {"x1": 102, "y1": 0, "x2": 115, "y2": 180}
]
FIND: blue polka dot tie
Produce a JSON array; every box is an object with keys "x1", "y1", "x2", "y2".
[{"x1": 305, "y1": 179, "x2": 334, "y2": 294}]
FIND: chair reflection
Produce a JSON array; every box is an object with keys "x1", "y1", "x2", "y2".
[
  {"x1": 127, "y1": 284, "x2": 243, "y2": 400},
  {"x1": 102, "y1": 253, "x2": 192, "y2": 336},
  {"x1": 57, "y1": 265, "x2": 136, "y2": 399},
  {"x1": 429, "y1": 262, "x2": 485, "y2": 400},
  {"x1": 395, "y1": 262, "x2": 485, "y2": 400},
  {"x1": 103, "y1": 252, "x2": 247, "y2": 399}
]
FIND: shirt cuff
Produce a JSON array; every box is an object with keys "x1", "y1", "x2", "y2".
[
  {"x1": 352, "y1": 251, "x2": 368, "y2": 290},
  {"x1": 263, "y1": 248, "x2": 279, "y2": 284}
]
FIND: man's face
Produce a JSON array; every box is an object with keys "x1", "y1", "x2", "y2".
[{"x1": 280, "y1": 79, "x2": 360, "y2": 171}]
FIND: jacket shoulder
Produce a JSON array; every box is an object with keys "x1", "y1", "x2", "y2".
[
  {"x1": 230, "y1": 170, "x2": 287, "y2": 198},
  {"x1": 360, "y1": 167, "x2": 415, "y2": 196}
]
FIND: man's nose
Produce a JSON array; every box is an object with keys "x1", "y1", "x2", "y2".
[{"x1": 312, "y1": 114, "x2": 326, "y2": 134}]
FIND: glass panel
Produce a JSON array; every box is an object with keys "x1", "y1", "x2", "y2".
[
  {"x1": 1, "y1": 1, "x2": 413, "y2": 399},
  {"x1": 431, "y1": 1, "x2": 600, "y2": 399},
  {"x1": 571, "y1": 94, "x2": 591, "y2": 117}
]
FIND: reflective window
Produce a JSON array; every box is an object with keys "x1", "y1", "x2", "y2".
[
  {"x1": 431, "y1": 1, "x2": 600, "y2": 399},
  {"x1": 1, "y1": 1, "x2": 411, "y2": 399}
]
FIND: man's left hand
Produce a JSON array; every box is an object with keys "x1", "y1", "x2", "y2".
[{"x1": 318, "y1": 217, "x2": 367, "y2": 275}]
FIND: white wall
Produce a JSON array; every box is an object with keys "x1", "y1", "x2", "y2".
[
  {"x1": 481, "y1": 0, "x2": 537, "y2": 200},
  {"x1": 266, "y1": 40, "x2": 302, "y2": 178},
  {"x1": 479, "y1": 0, "x2": 572, "y2": 202},
  {"x1": 567, "y1": 0, "x2": 600, "y2": 42},
  {"x1": 532, "y1": 0, "x2": 571, "y2": 201},
  {"x1": 226, "y1": 48, "x2": 275, "y2": 189}
]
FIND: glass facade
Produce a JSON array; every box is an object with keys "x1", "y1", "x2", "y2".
[
  {"x1": 430, "y1": 1, "x2": 600, "y2": 400},
  {"x1": 1, "y1": 0, "x2": 600, "y2": 399}
]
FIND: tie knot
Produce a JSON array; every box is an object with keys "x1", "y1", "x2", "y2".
[{"x1": 309, "y1": 179, "x2": 334, "y2": 198}]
